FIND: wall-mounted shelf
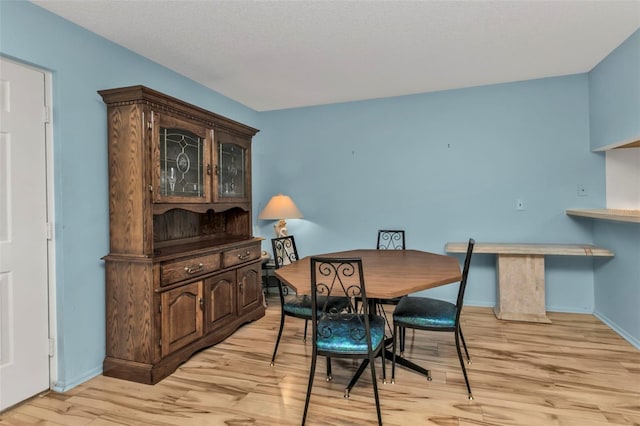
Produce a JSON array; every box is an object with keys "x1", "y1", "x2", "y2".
[
  {"x1": 566, "y1": 209, "x2": 640, "y2": 224},
  {"x1": 592, "y1": 137, "x2": 640, "y2": 151}
]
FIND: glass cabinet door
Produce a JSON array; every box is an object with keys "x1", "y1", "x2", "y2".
[
  {"x1": 154, "y1": 114, "x2": 211, "y2": 203},
  {"x1": 218, "y1": 142, "x2": 247, "y2": 199}
]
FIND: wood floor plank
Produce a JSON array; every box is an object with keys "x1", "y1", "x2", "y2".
[{"x1": 1, "y1": 302, "x2": 639, "y2": 425}]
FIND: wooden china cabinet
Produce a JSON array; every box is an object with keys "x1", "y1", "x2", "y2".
[{"x1": 99, "y1": 86, "x2": 264, "y2": 384}]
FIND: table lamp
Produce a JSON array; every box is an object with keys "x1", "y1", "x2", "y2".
[{"x1": 258, "y1": 194, "x2": 303, "y2": 237}]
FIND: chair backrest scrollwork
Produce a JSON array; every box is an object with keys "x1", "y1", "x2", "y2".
[
  {"x1": 377, "y1": 230, "x2": 405, "y2": 250},
  {"x1": 310, "y1": 257, "x2": 370, "y2": 343},
  {"x1": 272, "y1": 235, "x2": 299, "y2": 269}
]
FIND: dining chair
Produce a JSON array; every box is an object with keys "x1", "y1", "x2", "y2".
[
  {"x1": 391, "y1": 238, "x2": 475, "y2": 400},
  {"x1": 269, "y1": 236, "x2": 350, "y2": 367},
  {"x1": 302, "y1": 257, "x2": 386, "y2": 426},
  {"x1": 375, "y1": 229, "x2": 407, "y2": 351}
]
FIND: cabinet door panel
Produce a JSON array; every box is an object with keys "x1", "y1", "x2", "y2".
[
  {"x1": 161, "y1": 281, "x2": 203, "y2": 357},
  {"x1": 204, "y1": 271, "x2": 236, "y2": 332},
  {"x1": 214, "y1": 130, "x2": 251, "y2": 203},
  {"x1": 236, "y1": 262, "x2": 262, "y2": 316},
  {"x1": 152, "y1": 112, "x2": 212, "y2": 203}
]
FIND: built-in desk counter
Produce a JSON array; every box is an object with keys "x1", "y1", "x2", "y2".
[{"x1": 445, "y1": 242, "x2": 614, "y2": 323}]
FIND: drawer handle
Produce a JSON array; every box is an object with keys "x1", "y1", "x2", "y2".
[
  {"x1": 184, "y1": 263, "x2": 204, "y2": 274},
  {"x1": 237, "y1": 251, "x2": 252, "y2": 260}
]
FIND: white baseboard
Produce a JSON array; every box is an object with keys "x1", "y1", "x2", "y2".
[{"x1": 594, "y1": 311, "x2": 640, "y2": 350}]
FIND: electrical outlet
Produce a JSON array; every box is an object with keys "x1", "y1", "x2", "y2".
[
  {"x1": 516, "y1": 199, "x2": 525, "y2": 210},
  {"x1": 577, "y1": 185, "x2": 588, "y2": 196}
]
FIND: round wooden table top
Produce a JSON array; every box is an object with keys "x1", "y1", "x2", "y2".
[{"x1": 274, "y1": 249, "x2": 462, "y2": 299}]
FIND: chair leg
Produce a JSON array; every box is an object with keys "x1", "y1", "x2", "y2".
[
  {"x1": 377, "y1": 303, "x2": 393, "y2": 336},
  {"x1": 326, "y1": 357, "x2": 332, "y2": 381},
  {"x1": 380, "y1": 342, "x2": 387, "y2": 383},
  {"x1": 368, "y1": 349, "x2": 382, "y2": 426},
  {"x1": 455, "y1": 328, "x2": 473, "y2": 400},
  {"x1": 374, "y1": 342, "x2": 387, "y2": 385},
  {"x1": 376, "y1": 300, "x2": 406, "y2": 352},
  {"x1": 270, "y1": 310, "x2": 286, "y2": 366},
  {"x1": 391, "y1": 323, "x2": 397, "y2": 383},
  {"x1": 458, "y1": 325, "x2": 471, "y2": 364},
  {"x1": 302, "y1": 351, "x2": 317, "y2": 426},
  {"x1": 303, "y1": 320, "x2": 308, "y2": 342}
]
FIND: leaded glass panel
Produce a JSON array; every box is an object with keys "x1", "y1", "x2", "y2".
[
  {"x1": 159, "y1": 127, "x2": 204, "y2": 197},
  {"x1": 219, "y1": 143, "x2": 245, "y2": 198}
]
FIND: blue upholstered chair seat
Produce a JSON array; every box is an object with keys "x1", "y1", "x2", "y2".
[
  {"x1": 283, "y1": 295, "x2": 350, "y2": 317},
  {"x1": 317, "y1": 315, "x2": 386, "y2": 354},
  {"x1": 282, "y1": 295, "x2": 312, "y2": 316},
  {"x1": 393, "y1": 296, "x2": 456, "y2": 329}
]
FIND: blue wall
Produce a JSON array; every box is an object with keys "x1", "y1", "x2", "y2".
[
  {"x1": 1, "y1": 1, "x2": 260, "y2": 391},
  {"x1": 589, "y1": 29, "x2": 640, "y2": 150},
  {"x1": 257, "y1": 76, "x2": 601, "y2": 311},
  {"x1": 587, "y1": 28, "x2": 640, "y2": 348},
  {"x1": 1, "y1": 1, "x2": 636, "y2": 392},
  {"x1": 592, "y1": 222, "x2": 640, "y2": 348}
]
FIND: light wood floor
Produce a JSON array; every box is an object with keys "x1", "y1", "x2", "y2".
[{"x1": 2, "y1": 297, "x2": 639, "y2": 425}]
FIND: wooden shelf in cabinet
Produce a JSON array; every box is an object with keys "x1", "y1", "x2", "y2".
[{"x1": 153, "y1": 202, "x2": 250, "y2": 215}]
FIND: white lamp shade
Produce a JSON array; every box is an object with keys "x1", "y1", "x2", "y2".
[{"x1": 258, "y1": 194, "x2": 303, "y2": 220}]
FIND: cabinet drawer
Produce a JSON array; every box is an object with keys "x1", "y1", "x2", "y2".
[
  {"x1": 223, "y1": 244, "x2": 261, "y2": 268},
  {"x1": 161, "y1": 253, "x2": 221, "y2": 286}
]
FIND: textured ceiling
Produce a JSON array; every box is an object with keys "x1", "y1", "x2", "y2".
[{"x1": 33, "y1": 0, "x2": 640, "y2": 111}]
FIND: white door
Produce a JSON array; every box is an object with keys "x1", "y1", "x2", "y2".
[{"x1": 0, "y1": 58, "x2": 50, "y2": 411}]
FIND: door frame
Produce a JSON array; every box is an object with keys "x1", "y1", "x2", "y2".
[
  {"x1": 2, "y1": 56, "x2": 58, "y2": 392},
  {"x1": 42, "y1": 60, "x2": 57, "y2": 391}
]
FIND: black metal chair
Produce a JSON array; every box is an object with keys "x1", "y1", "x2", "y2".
[
  {"x1": 302, "y1": 257, "x2": 386, "y2": 426},
  {"x1": 375, "y1": 229, "x2": 407, "y2": 351},
  {"x1": 391, "y1": 238, "x2": 475, "y2": 400},
  {"x1": 269, "y1": 236, "x2": 350, "y2": 367}
]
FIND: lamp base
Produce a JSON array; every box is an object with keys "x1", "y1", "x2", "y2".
[{"x1": 273, "y1": 219, "x2": 288, "y2": 237}]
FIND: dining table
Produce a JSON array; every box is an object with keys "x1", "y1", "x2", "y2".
[{"x1": 274, "y1": 248, "x2": 462, "y2": 392}]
